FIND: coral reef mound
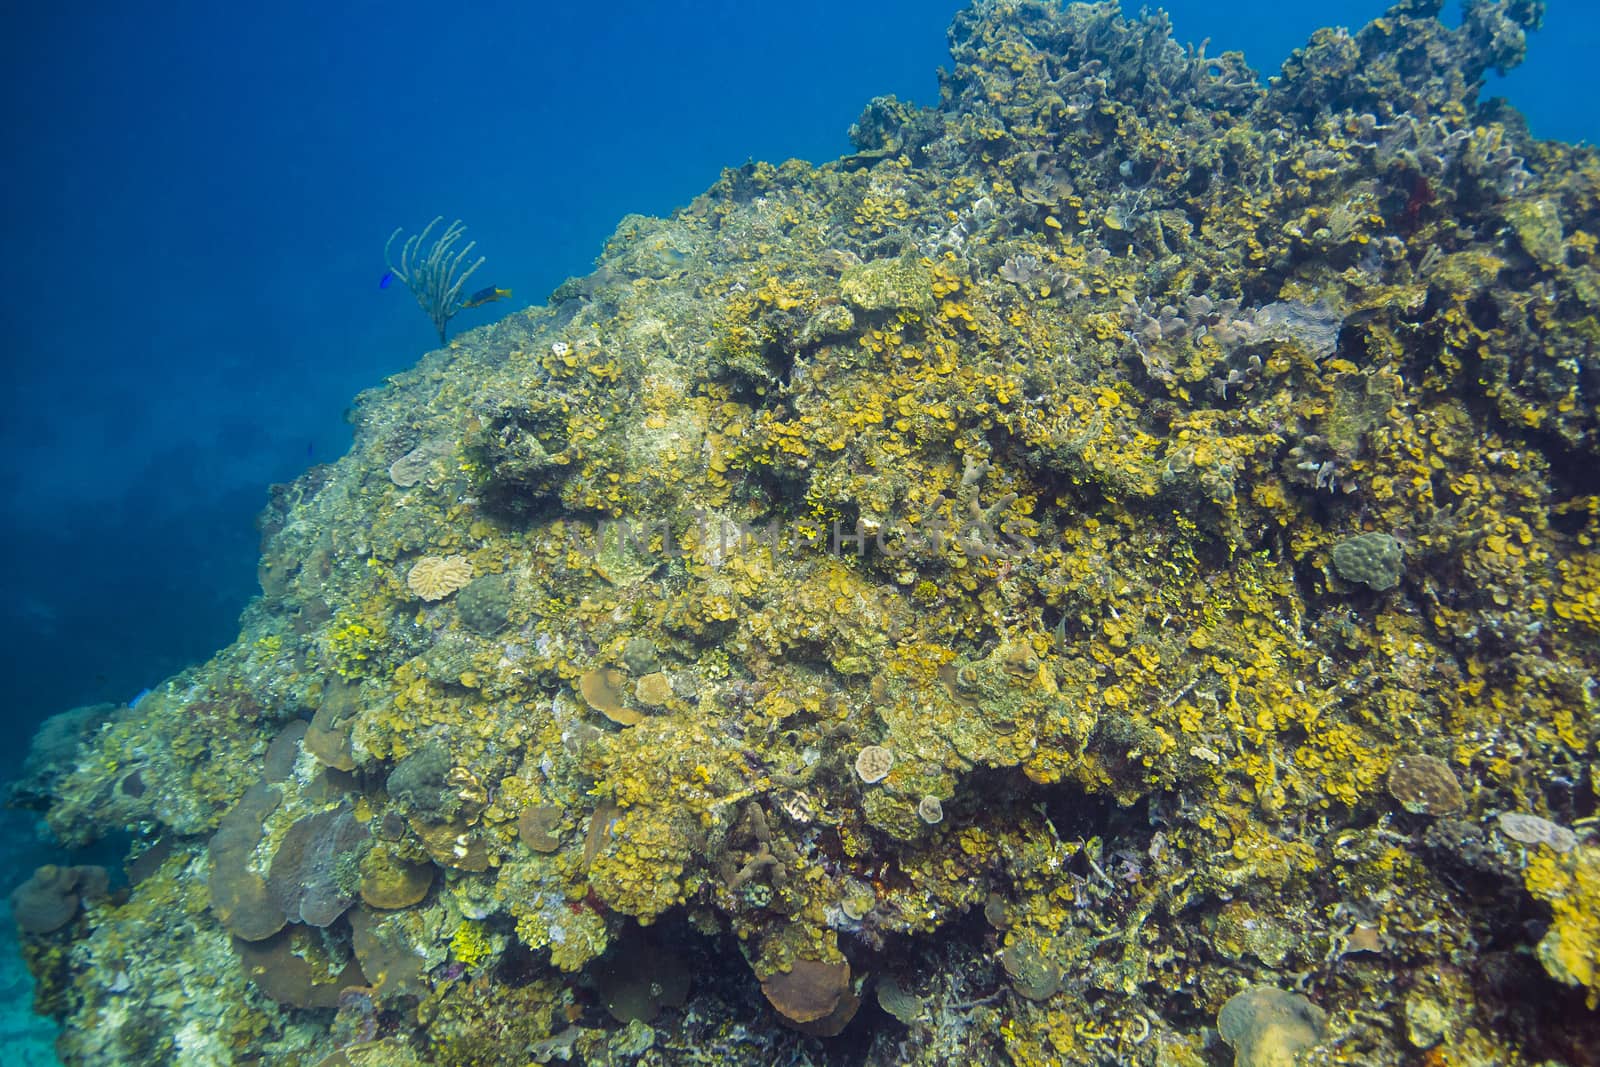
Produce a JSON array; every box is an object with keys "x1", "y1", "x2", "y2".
[{"x1": 13, "y1": 2, "x2": 1600, "y2": 1064}]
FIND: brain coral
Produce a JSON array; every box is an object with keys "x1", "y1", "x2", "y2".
[
  {"x1": 1330, "y1": 532, "x2": 1404, "y2": 591},
  {"x1": 406, "y1": 554, "x2": 474, "y2": 600}
]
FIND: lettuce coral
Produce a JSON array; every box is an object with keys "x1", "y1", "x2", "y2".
[{"x1": 406, "y1": 554, "x2": 475, "y2": 600}]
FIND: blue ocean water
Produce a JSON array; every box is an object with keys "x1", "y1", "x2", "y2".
[{"x1": 0, "y1": 0, "x2": 1596, "y2": 1058}]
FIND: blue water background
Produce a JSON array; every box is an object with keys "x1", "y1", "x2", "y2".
[{"x1": 1, "y1": 0, "x2": 1595, "y2": 782}]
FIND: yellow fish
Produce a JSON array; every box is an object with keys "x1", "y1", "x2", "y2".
[{"x1": 461, "y1": 286, "x2": 511, "y2": 309}]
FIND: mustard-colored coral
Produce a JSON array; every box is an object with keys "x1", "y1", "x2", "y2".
[
  {"x1": 1524, "y1": 844, "x2": 1600, "y2": 1006},
  {"x1": 323, "y1": 612, "x2": 388, "y2": 678},
  {"x1": 449, "y1": 919, "x2": 496, "y2": 971}
]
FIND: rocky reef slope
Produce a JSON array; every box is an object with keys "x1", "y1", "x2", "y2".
[{"x1": 11, "y1": 2, "x2": 1599, "y2": 1064}]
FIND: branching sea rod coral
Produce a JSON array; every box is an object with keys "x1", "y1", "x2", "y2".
[
  {"x1": 384, "y1": 217, "x2": 487, "y2": 343},
  {"x1": 15, "y1": 1, "x2": 1600, "y2": 1064}
]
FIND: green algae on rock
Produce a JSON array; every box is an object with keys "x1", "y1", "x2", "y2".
[{"x1": 13, "y1": 1, "x2": 1600, "y2": 1064}]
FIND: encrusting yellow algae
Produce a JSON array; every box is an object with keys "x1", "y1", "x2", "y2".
[{"x1": 10, "y1": 2, "x2": 1600, "y2": 1064}]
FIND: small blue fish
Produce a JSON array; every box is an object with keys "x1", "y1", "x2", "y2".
[
  {"x1": 379, "y1": 270, "x2": 394, "y2": 290},
  {"x1": 129, "y1": 687, "x2": 152, "y2": 709}
]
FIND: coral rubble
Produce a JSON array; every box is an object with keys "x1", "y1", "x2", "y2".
[{"x1": 11, "y1": 1, "x2": 1600, "y2": 1064}]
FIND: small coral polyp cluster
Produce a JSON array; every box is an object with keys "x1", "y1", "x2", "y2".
[{"x1": 14, "y1": 2, "x2": 1600, "y2": 1064}]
